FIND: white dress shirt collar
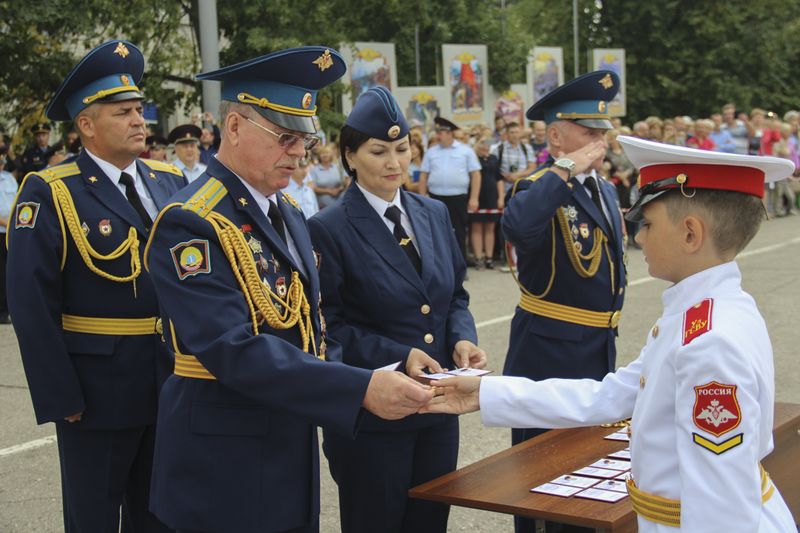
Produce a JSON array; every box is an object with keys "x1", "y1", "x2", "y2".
[{"x1": 84, "y1": 148, "x2": 137, "y2": 185}]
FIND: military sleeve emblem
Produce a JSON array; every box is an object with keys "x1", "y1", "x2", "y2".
[
  {"x1": 682, "y1": 298, "x2": 713, "y2": 345},
  {"x1": 15, "y1": 202, "x2": 41, "y2": 229},
  {"x1": 170, "y1": 239, "x2": 211, "y2": 280},
  {"x1": 692, "y1": 381, "x2": 743, "y2": 454}
]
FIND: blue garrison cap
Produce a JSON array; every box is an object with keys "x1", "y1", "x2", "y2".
[
  {"x1": 46, "y1": 40, "x2": 144, "y2": 121},
  {"x1": 346, "y1": 86, "x2": 409, "y2": 141},
  {"x1": 526, "y1": 70, "x2": 619, "y2": 129},
  {"x1": 197, "y1": 46, "x2": 346, "y2": 135}
]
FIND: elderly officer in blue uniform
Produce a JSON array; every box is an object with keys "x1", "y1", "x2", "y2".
[
  {"x1": 502, "y1": 71, "x2": 627, "y2": 533},
  {"x1": 309, "y1": 87, "x2": 486, "y2": 533},
  {"x1": 7, "y1": 40, "x2": 186, "y2": 533},
  {"x1": 143, "y1": 47, "x2": 434, "y2": 533}
]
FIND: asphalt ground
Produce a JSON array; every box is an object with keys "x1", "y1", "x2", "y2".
[{"x1": 1, "y1": 214, "x2": 798, "y2": 532}]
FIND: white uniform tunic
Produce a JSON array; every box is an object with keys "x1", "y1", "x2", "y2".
[{"x1": 481, "y1": 262, "x2": 795, "y2": 531}]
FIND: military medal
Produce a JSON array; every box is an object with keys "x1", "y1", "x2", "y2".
[
  {"x1": 579, "y1": 223, "x2": 590, "y2": 239},
  {"x1": 257, "y1": 255, "x2": 269, "y2": 273},
  {"x1": 571, "y1": 224, "x2": 579, "y2": 238},
  {"x1": 98, "y1": 219, "x2": 112, "y2": 236},
  {"x1": 248, "y1": 236, "x2": 263, "y2": 254},
  {"x1": 565, "y1": 205, "x2": 578, "y2": 221},
  {"x1": 81, "y1": 221, "x2": 90, "y2": 236},
  {"x1": 275, "y1": 276, "x2": 287, "y2": 298},
  {"x1": 268, "y1": 256, "x2": 280, "y2": 273}
]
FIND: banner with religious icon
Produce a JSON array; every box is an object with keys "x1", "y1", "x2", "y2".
[
  {"x1": 340, "y1": 42, "x2": 398, "y2": 114},
  {"x1": 493, "y1": 84, "x2": 527, "y2": 127},
  {"x1": 591, "y1": 48, "x2": 626, "y2": 117},
  {"x1": 442, "y1": 44, "x2": 491, "y2": 126},
  {"x1": 527, "y1": 47, "x2": 564, "y2": 105},
  {"x1": 394, "y1": 86, "x2": 449, "y2": 136}
]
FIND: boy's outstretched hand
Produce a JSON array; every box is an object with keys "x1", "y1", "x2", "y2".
[{"x1": 419, "y1": 376, "x2": 482, "y2": 415}]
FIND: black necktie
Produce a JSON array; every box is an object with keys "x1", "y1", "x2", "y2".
[
  {"x1": 268, "y1": 200, "x2": 287, "y2": 244},
  {"x1": 119, "y1": 172, "x2": 152, "y2": 230},
  {"x1": 384, "y1": 205, "x2": 422, "y2": 274},
  {"x1": 584, "y1": 176, "x2": 612, "y2": 231}
]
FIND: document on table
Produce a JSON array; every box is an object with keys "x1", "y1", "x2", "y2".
[{"x1": 420, "y1": 368, "x2": 494, "y2": 380}]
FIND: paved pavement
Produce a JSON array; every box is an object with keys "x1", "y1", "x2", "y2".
[{"x1": 1, "y1": 215, "x2": 798, "y2": 532}]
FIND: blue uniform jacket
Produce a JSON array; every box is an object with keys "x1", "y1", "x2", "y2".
[
  {"x1": 502, "y1": 166, "x2": 626, "y2": 382},
  {"x1": 7, "y1": 151, "x2": 186, "y2": 429},
  {"x1": 145, "y1": 157, "x2": 372, "y2": 533},
  {"x1": 309, "y1": 185, "x2": 477, "y2": 432}
]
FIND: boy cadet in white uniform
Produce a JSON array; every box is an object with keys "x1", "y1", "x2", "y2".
[{"x1": 423, "y1": 136, "x2": 797, "y2": 532}]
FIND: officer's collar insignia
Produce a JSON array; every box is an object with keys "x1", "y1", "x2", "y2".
[
  {"x1": 114, "y1": 42, "x2": 130, "y2": 58},
  {"x1": 682, "y1": 298, "x2": 713, "y2": 345},
  {"x1": 98, "y1": 219, "x2": 112, "y2": 236},
  {"x1": 148, "y1": 172, "x2": 156, "y2": 180},
  {"x1": 81, "y1": 221, "x2": 90, "y2": 237},
  {"x1": 15, "y1": 202, "x2": 40, "y2": 229},
  {"x1": 598, "y1": 73, "x2": 614, "y2": 89},
  {"x1": 239, "y1": 197, "x2": 248, "y2": 207},
  {"x1": 88, "y1": 176, "x2": 98, "y2": 183},
  {"x1": 171, "y1": 239, "x2": 211, "y2": 280},
  {"x1": 312, "y1": 49, "x2": 334, "y2": 71},
  {"x1": 693, "y1": 381, "x2": 742, "y2": 441}
]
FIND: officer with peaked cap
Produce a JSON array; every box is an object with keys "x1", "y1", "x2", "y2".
[
  {"x1": 309, "y1": 86, "x2": 485, "y2": 533},
  {"x1": 144, "y1": 47, "x2": 434, "y2": 533},
  {"x1": 501, "y1": 70, "x2": 627, "y2": 533},
  {"x1": 7, "y1": 40, "x2": 187, "y2": 533},
  {"x1": 168, "y1": 124, "x2": 206, "y2": 183},
  {"x1": 19, "y1": 122, "x2": 53, "y2": 175}
]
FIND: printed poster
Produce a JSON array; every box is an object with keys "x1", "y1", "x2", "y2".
[
  {"x1": 526, "y1": 47, "x2": 564, "y2": 104},
  {"x1": 394, "y1": 86, "x2": 449, "y2": 135},
  {"x1": 591, "y1": 48, "x2": 626, "y2": 117},
  {"x1": 442, "y1": 44, "x2": 491, "y2": 126},
  {"x1": 340, "y1": 42, "x2": 398, "y2": 114}
]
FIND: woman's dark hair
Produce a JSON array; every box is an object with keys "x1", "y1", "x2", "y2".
[{"x1": 338, "y1": 125, "x2": 372, "y2": 180}]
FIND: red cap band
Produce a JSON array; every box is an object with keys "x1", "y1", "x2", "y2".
[{"x1": 639, "y1": 164, "x2": 765, "y2": 198}]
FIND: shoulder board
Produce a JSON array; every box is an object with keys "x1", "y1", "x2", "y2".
[
  {"x1": 182, "y1": 178, "x2": 228, "y2": 219},
  {"x1": 141, "y1": 158, "x2": 183, "y2": 176},
  {"x1": 683, "y1": 298, "x2": 714, "y2": 345},
  {"x1": 523, "y1": 167, "x2": 551, "y2": 183},
  {"x1": 35, "y1": 162, "x2": 81, "y2": 183},
  {"x1": 280, "y1": 191, "x2": 301, "y2": 212}
]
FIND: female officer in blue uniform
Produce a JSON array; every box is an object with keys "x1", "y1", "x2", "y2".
[{"x1": 309, "y1": 87, "x2": 486, "y2": 533}]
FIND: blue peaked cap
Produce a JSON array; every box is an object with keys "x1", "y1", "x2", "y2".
[
  {"x1": 526, "y1": 70, "x2": 619, "y2": 129},
  {"x1": 346, "y1": 86, "x2": 409, "y2": 141},
  {"x1": 196, "y1": 46, "x2": 346, "y2": 134},
  {"x1": 46, "y1": 40, "x2": 144, "y2": 121}
]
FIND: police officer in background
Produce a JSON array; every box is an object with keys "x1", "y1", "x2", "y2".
[
  {"x1": 144, "y1": 47, "x2": 433, "y2": 533},
  {"x1": 501, "y1": 71, "x2": 627, "y2": 533},
  {"x1": 418, "y1": 116, "x2": 481, "y2": 261},
  {"x1": 19, "y1": 122, "x2": 52, "y2": 175},
  {"x1": 168, "y1": 123, "x2": 206, "y2": 183},
  {"x1": 7, "y1": 41, "x2": 187, "y2": 532}
]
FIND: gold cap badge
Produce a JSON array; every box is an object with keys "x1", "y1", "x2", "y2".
[
  {"x1": 114, "y1": 42, "x2": 130, "y2": 58},
  {"x1": 598, "y1": 101, "x2": 606, "y2": 113},
  {"x1": 598, "y1": 73, "x2": 614, "y2": 89},
  {"x1": 120, "y1": 75, "x2": 130, "y2": 86},
  {"x1": 313, "y1": 49, "x2": 334, "y2": 72},
  {"x1": 388, "y1": 125, "x2": 401, "y2": 139},
  {"x1": 301, "y1": 93, "x2": 313, "y2": 110}
]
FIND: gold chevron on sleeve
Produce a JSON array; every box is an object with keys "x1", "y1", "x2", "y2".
[{"x1": 692, "y1": 432, "x2": 743, "y2": 455}]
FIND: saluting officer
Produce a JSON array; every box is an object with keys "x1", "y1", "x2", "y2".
[
  {"x1": 7, "y1": 40, "x2": 187, "y2": 532},
  {"x1": 501, "y1": 71, "x2": 627, "y2": 532},
  {"x1": 143, "y1": 47, "x2": 433, "y2": 533},
  {"x1": 19, "y1": 122, "x2": 52, "y2": 175}
]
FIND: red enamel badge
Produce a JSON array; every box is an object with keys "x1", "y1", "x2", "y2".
[
  {"x1": 693, "y1": 381, "x2": 741, "y2": 437},
  {"x1": 683, "y1": 298, "x2": 713, "y2": 345}
]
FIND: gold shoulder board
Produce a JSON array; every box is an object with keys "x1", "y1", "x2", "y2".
[
  {"x1": 38, "y1": 162, "x2": 81, "y2": 183},
  {"x1": 182, "y1": 177, "x2": 228, "y2": 219},
  {"x1": 141, "y1": 158, "x2": 183, "y2": 176},
  {"x1": 281, "y1": 191, "x2": 301, "y2": 211}
]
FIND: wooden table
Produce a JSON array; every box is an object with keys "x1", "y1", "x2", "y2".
[{"x1": 410, "y1": 402, "x2": 800, "y2": 532}]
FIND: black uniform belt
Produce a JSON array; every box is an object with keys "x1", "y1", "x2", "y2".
[
  {"x1": 519, "y1": 293, "x2": 620, "y2": 328},
  {"x1": 62, "y1": 314, "x2": 162, "y2": 335}
]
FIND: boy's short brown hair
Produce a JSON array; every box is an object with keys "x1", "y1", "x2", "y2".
[{"x1": 660, "y1": 189, "x2": 764, "y2": 255}]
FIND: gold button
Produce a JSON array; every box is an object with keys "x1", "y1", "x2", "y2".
[
  {"x1": 609, "y1": 310, "x2": 621, "y2": 328},
  {"x1": 651, "y1": 324, "x2": 659, "y2": 338},
  {"x1": 420, "y1": 304, "x2": 431, "y2": 315},
  {"x1": 424, "y1": 333, "x2": 434, "y2": 344},
  {"x1": 639, "y1": 375, "x2": 646, "y2": 389}
]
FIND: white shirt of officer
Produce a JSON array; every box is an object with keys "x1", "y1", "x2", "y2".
[
  {"x1": 356, "y1": 181, "x2": 420, "y2": 254},
  {"x1": 85, "y1": 148, "x2": 158, "y2": 219},
  {"x1": 574, "y1": 169, "x2": 614, "y2": 225},
  {"x1": 478, "y1": 262, "x2": 795, "y2": 532},
  {"x1": 420, "y1": 140, "x2": 481, "y2": 196},
  {"x1": 173, "y1": 158, "x2": 207, "y2": 184}
]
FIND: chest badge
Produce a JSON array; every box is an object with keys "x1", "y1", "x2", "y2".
[
  {"x1": 275, "y1": 276, "x2": 287, "y2": 298},
  {"x1": 81, "y1": 221, "x2": 90, "y2": 236},
  {"x1": 579, "y1": 223, "x2": 590, "y2": 239},
  {"x1": 248, "y1": 236, "x2": 263, "y2": 255},
  {"x1": 565, "y1": 205, "x2": 578, "y2": 221},
  {"x1": 98, "y1": 219, "x2": 112, "y2": 236}
]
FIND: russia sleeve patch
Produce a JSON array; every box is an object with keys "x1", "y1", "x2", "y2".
[
  {"x1": 170, "y1": 239, "x2": 211, "y2": 280},
  {"x1": 683, "y1": 298, "x2": 713, "y2": 345},
  {"x1": 692, "y1": 381, "x2": 743, "y2": 455},
  {"x1": 15, "y1": 202, "x2": 40, "y2": 229}
]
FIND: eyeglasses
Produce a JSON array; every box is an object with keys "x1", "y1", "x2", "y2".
[{"x1": 244, "y1": 117, "x2": 320, "y2": 151}]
